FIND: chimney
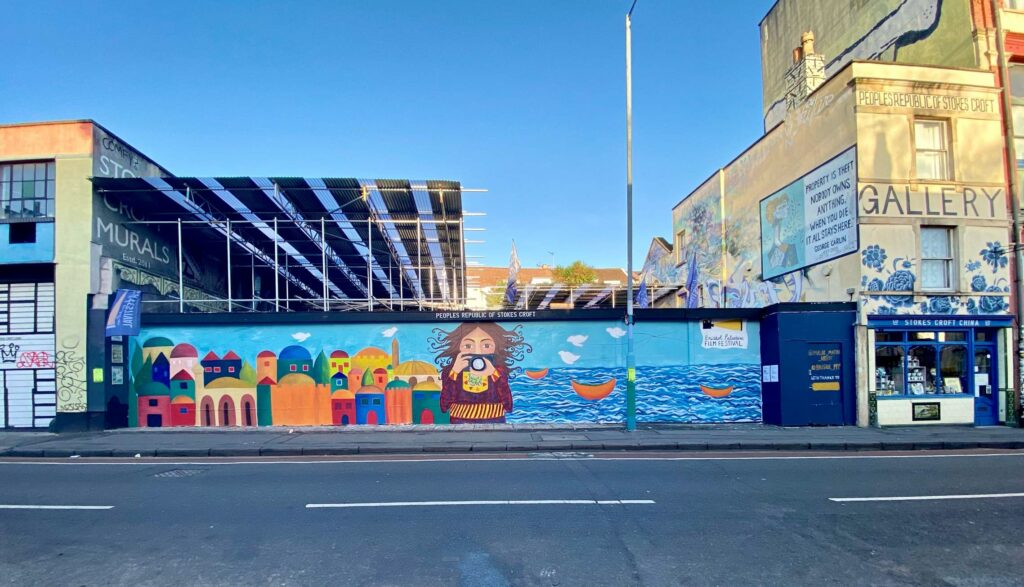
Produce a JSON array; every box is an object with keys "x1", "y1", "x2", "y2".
[{"x1": 785, "y1": 31, "x2": 825, "y2": 111}]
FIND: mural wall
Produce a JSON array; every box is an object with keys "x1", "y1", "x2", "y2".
[
  {"x1": 129, "y1": 319, "x2": 762, "y2": 427},
  {"x1": 666, "y1": 63, "x2": 859, "y2": 310}
]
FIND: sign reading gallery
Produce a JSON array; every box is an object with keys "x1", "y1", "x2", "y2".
[
  {"x1": 859, "y1": 184, "x2": 1004, "y2": 219},
  {"x1": 760, "y1": 147, "x2": 858, "y2": 280}
]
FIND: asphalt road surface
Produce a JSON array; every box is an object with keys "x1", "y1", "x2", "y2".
[{"x1": 1, "y1": 451, "x2": 1023, "y2": 586}]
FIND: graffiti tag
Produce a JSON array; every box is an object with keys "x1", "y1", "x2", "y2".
[
  {"x1": 0, "y1": 343, "x2": 19, "y2": 364},
  {"x1": 16, "y1": 351, "x2": 53, "y2": 369}
]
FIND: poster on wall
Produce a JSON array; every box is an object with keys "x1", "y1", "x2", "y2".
[
  {"x1": 808, "y1": 343, "x2": 841, "y2": 391},
  {"x1": 700, "y1": 319, "x2": 748, "y2": 350},
  {"x1": 760, "y1": 147, "x2": 858, "y2": 280}
]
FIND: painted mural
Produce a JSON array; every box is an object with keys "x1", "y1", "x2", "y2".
[
  {"x1": 128, "y1": 319, "x2": 762, "y2": 427},
  {"x1": 761, "y1": 0, "x2": 976, "y2": 128}
]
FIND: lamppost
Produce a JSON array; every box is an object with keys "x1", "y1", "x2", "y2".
[{"x1": 625, "y1": 0, "x2": 638, "y2": 431}]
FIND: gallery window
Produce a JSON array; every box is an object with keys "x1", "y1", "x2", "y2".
[
  {"x1": 920, "y1": 227, "x2": 954, "y2": 290},
  {"x1": 914, "y1": 119, "x2": 951, "y2": 181}
]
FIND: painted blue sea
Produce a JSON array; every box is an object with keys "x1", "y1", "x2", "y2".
[{"x1": 506, "y1": 364, "x2": 762, "y2": 424}]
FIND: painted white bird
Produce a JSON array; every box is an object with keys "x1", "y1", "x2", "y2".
[{"x1": 558, "y1": 351, "x2": 581, "y2": 365}]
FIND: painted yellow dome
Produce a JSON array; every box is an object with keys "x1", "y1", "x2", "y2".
[{"x1": 394, "y1": 360, "x2": 439, "y2": 377}]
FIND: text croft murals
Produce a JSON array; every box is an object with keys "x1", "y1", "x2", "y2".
[{"x1": 128, "y1": 319, "x2": 762, "y2": 427}]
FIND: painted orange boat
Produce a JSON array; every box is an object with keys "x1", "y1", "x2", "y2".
[
  {"x1": 571, "y1": 378, "x2": 616, "y2": 401},
  {"x1": 525, "y1": 368, "x2": 549, "y2": 380},
  {"x1": 700, "y1": 384, "x2": 734, "y2": 398}
]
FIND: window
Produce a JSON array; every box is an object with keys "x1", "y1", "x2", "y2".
[
  {"x1": 373, "y1": 398, "x2": 381, "y2": 405},
  {"x1": 302, "y1": 364, "x2": 309, "y2": 372},
  {"x1": 874, "y1": 330, "x2": 970, "y2": 397},
  {"x1": 921, "y1": 227, "x2": 954, "y2": 290},
  {"x1": 148, "y1": 399, "x2": 158, "y2": 407},
  {"x1": 0, "y1": 161, "x2": 56, "y2": 220},
  {"x1": 228, "y1": 366, "x2": 235, "y2": 373},
  {"x1": 179, "y1": 407, "x2": 188, "y2": 415},
  {"x1": 914, "y1": 119, "x2": 950, "y2": 180},
  {"x1": 9, "y1": 223, "x2": 36, "y2": 244},
  {"x1": 213, "y1": 367, "x2": 221, "y2": 373},
  {"x1": 290, "y1": 364, "x2": 297, "y2": 372},
  {"x1": 179, "y1": 382, "x2": 188, "y2": 390},
  {"x1": 263, "y1": 360, "x2": 270, "y2": 367},
  {"x1": 675, "y1": 229, "x2": 686, "y2": 264},
  {"x1": 204, "y1": 367, "x2": 211, "y2": 373}
]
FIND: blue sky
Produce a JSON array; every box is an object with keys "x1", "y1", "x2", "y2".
[
  {"x1": 139, "y1": 319, "x2": 757, "y2": 370},
  {"x1": 5, "y1": 0, "x2": 774, "y2": 269}
]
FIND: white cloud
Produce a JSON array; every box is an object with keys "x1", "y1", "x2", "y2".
[
  {"x1": 382, "y1": 326, "x2": 398, "y2": 337},
  {"x1": 291, "y1": 332, "x2": 312, "y2": 343},
  {"x1": 606, "y1": 327, "x2": 626, "y2": 339},
  {"x1": 558, "y1": 350, "x2": 581, "y2": 365},
  {"x1": 566, "y1": 335, "x2": 588, "y2": 348}
]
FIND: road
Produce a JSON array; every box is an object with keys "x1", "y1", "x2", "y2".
[{"x1": 1, "y1": 451, "x2": 1023, "y2": 586}]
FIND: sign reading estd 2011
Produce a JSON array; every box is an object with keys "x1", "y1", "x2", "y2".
[{"x1": 760, "y1": 147, "x2": 858, "y2": 280}]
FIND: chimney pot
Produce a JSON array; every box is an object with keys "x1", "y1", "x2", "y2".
[{"x1": 801, "y1": 31, "x2": 815, "y2": 56}]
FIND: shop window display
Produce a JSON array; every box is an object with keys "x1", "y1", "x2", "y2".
[{"x1": 874, "y1": 330, "x2": 974, "y2": 397}]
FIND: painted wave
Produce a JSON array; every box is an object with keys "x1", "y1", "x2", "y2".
[{"x1": 506, "y1": 364, "x2": 762, "y2": 424}]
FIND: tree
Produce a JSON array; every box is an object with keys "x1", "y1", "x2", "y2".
[
  {"x1": 312, "y1": 351, "x2": 332, "y2": 385},
  {"x1": 129, "y1": 342, "x2": 143, "y2": 380},
  {"x1": 238, "y1": 361, "x2": 257, "y2": 386},
  {"x1": 552, "y1": 261, "x2": 598, "y2": 287}
]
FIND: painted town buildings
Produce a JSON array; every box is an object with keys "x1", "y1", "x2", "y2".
[{"x1": 644, "y1": 0, "x2": 1024, "y2": 426}]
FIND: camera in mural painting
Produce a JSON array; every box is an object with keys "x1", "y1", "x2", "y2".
[{"x1": 467, "y1": 354, "x2": 494, "y2": 371}]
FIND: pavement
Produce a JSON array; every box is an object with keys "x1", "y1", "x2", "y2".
[
  {"x1": 2, "y1": 451, "x2": 1024, "y2": 585},
  {"x1": 2, "y1": 422, "x2": 1024, "y2": 458}
]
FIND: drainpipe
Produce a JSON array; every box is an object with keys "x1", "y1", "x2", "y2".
[{"x1": 994, "y1": 0, "x2": 1024, "y2": 426}]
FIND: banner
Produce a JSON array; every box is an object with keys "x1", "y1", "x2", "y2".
[
  {"x1": 760, "y1": 147, "x2": 857, "y2": 280},
  {"x1": 105, "y1": 289, "x2": 143, "y2": 337}
]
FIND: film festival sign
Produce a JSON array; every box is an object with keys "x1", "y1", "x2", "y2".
[{"x1": 759, "y1": 147, "x2": 858, "y2": 280}]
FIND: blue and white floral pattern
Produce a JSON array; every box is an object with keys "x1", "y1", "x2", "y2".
[
  {"x1": 861, "y1": 243, "x2": 1010, "y2": 316},
  {"x1": 861, "y1": 245, "x2": 887, "y2": 270},
  {"x1": 980, "y1": 242, "x2": 1008, "y2": 274}
]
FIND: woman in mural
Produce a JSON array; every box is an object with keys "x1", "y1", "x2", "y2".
[{"x1": 429, "y1": 322, "x2": 531, "y2": 424}]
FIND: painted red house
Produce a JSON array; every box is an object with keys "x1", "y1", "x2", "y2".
[
  {"x1": 331, "y1": 392, "x2": 357, "y2": 425},
  {"x1": 170, "y1": 396, "x2": 196, "y2": 427},
  {"x1": 137, "y1": 395, "x2": 171, "y2": 428}
]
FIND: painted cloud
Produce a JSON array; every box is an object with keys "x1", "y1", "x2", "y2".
[
  {"x1": 606, "y1": 327, "x2": 626, "y2": 339},
  {"x1": 566, "y1": 335, "x2": 588, "y2": 348},
  {"x1": 291, "y1": 332, "x2": 312, "y2": 343},
  {"x1": 558, "y1": 350, "x2": 581, "y2": 365},
  {"x1": 382, "y1": 326, "x2": 399, "y2": 337}
]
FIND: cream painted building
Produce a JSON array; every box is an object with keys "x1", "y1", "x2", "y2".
[{"x1": 647, "y1": 0, "x2": 1021, "y2": 426}]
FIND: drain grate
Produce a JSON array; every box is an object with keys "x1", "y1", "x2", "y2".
[{"x1": 152, "y1": 469, "x2": 204, "y2": 478}]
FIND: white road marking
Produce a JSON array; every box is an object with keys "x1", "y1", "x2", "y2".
[
  {"x1": 306, "y1": 499, "x2": 655, "y2": 509},
  {"x1": 0, "y1": 452, "x2": 1021, "y2": 466},
  {"x1": 830, "y1": 492, "x2": 1024, "y2": 503},
  {"x1": 0, "y1": 505, "x2": 113, "y2": 510}
]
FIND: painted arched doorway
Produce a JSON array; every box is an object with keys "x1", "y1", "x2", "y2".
[
  {"x1": 218, "y1": 395, "x2": 236, "y2": 427},
  {"x1": 200, "y1": 397, "x2": 215, "y2": 427},
  {"x1": 241, "y1": 394, "x2": 256, "y2": 427}
]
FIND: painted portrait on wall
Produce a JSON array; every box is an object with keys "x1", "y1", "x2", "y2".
[{"x1": 430, "y1": 322, "x2": 532, "y2": 424}]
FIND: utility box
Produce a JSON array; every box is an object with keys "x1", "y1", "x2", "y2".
[{"x1": 760, "y1": 303, "x2": 856, "y2": 426}]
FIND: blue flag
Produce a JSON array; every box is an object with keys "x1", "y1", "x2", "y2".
[
  {"x1": 504, "y1": 241, "x2": 521, "y2": 306},
  {"x1": 635, "y1": 277, "x2": 649, "y2": 308},
  {"x1": 684, "y1": 251, "x2": 699, "y2": 308},
  {"x1": 106, "y1": 289, "x2": 143, "y2": 337}
]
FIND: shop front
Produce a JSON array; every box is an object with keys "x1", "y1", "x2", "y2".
[{"x1": 869, "y1": 315, "x2": 1011, "y2": 426}]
